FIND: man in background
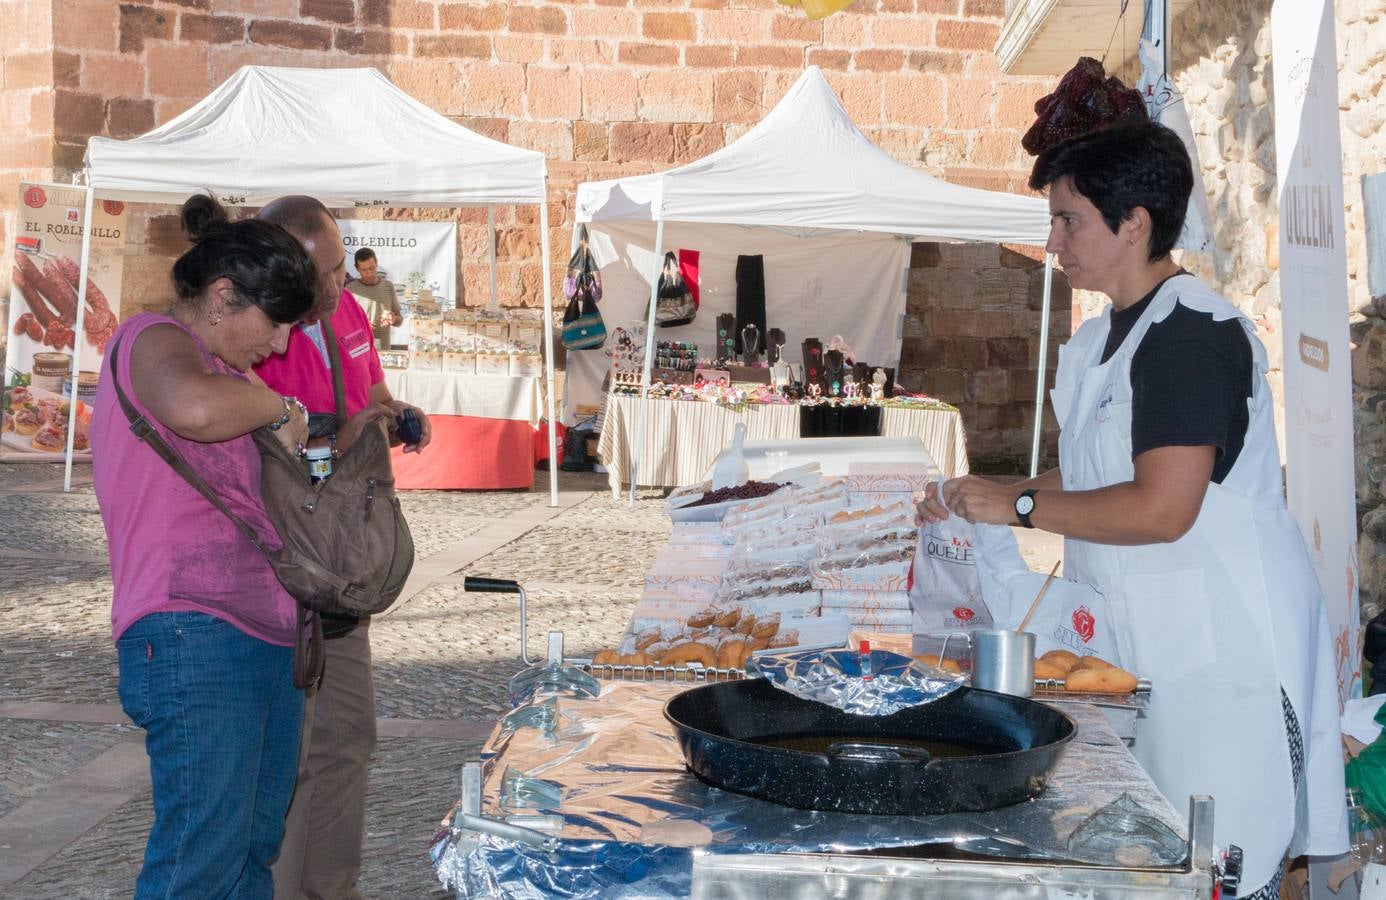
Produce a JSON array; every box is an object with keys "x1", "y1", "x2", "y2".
[
  {"x1": 349, "y1": 247, "x2": 401, "y2": 349},
  {"x1": 254, "y1": 196, "x2": 430, "y2": 900}
]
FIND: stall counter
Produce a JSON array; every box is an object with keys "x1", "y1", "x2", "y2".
[{"x1": 383, "y1": 369, "x2": 544, "y2": 490}]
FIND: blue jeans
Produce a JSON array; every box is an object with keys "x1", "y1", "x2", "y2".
[{"x1": 117, "y1": 611, "x2": 303, "y2": 899}]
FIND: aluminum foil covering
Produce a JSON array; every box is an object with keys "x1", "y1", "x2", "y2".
[
  {"x1": 433, "y1": 680, "x2": 1186, "y2": 898},
  {"x1": 749, "y1": 648, "x2": 964, "y2": 715}
]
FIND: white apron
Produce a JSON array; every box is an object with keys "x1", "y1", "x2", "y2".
[{"x1": 1050, "y1": 274, "x2": 1347, "y2": 891}]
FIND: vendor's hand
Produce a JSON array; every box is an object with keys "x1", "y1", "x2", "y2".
[
  {"x1": 941, "y1": 476, "x2": 1023, "y2": 526},
  {"x1": 914, "y1": 480, "x2": 951, "y2": 525},
  {"x1": 336, "y1": 402, "x2": 396, "y2": 455},
  {"x1": 387, "y1": 400, "x2": 431, "y2": 453},
  {"x1": 389, "y1": 311, "x2": 403, "y2": 327}
]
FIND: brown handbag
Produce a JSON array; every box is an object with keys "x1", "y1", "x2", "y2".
[{"x1": 109, "y1": 323, "x2": 415, "y2": 688}]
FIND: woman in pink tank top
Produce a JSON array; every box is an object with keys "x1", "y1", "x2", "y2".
[{"x1": 91, "y1": 194, "x2": 316, "y2": 899}]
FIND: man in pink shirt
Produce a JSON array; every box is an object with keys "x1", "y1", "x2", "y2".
[{"x1": 254, "y1": 195, "x2": 430, "y2": 900}]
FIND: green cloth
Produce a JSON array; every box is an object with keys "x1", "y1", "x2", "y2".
[{"x1": 1346, "y1": 700, "x2": 1386, "y2": 820}]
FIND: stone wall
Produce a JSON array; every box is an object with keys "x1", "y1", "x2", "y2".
[
  {"x1": 901, "y1": 241, "x2": 1069, "y2": 466},
  {"x1": 0, "y1": 0, "x2": 56, "y2": 295},
  {"x1": 1164, "y1": 0, "x2": 1386, "y2": 621},
  {"x1": 0, "y1": 0, "x2": 1069, "y2": 464}
]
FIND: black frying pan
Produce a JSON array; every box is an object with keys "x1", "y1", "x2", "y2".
[{"x1": 664, "y1": 678, "x2": 1075, "y2": 816}]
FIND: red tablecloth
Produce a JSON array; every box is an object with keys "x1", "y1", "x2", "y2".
[
  {"x1": 390, "y1": 416, "x2": 532, "y2": 490},
  {"x1": 389, "y1": 416, "x2": 563, "y2": 490}
]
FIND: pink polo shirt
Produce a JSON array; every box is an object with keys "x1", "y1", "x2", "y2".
[
  {"x1": 92, "y1": 314, "x2": 298, "y2": 645},
  {"x1": 255, "y1": 290, "x2": 384, "y2": 417}
]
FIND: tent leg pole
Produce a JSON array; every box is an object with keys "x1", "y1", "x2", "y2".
[
  {"x1": 539, "y1": 198, "x2": 559, "y2": 508},
  {"x1": 629, "y1": 218, "x2": 665, "y2": 508},
  {"x1": 63, "y1": 185, "x2": 96, "y2": 493},
  {"x1": 487, "y1": 207, "x2": 499, "y2": 311},
  {"x1": 1029, "y1": 253, "x2": 1055, "y2": 479}
]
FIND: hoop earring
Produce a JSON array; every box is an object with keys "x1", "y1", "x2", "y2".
[{"x1": 210, "y1": 313, "x2": 221, "y2": 326}]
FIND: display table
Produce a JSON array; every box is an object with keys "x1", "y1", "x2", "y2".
[
  {"x1": 596, "y1": 394, "x2": 969, "y2": 498},
  {"x1": 432, "y1": 678, "x2": 1214, "y2": 898},
  {"x1": 383, "y1": 369, "x2": 544, "y2": 490}
]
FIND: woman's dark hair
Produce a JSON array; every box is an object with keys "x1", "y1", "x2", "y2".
[
  {"x1": 1028, "y1": 122, "x2": 1193, "y2": 262},
  {"x1": 171, "y1": 194, "x2": 317, "y2": 324}
]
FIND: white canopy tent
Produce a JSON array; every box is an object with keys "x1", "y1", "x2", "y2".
[
  {"x1": 70, "y1": 65, "x2": 561, "y2": 504},
  {"x1": 573, "y1": 66, "x2": 1055, "y2": 499}
]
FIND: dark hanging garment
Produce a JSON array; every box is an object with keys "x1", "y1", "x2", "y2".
[{"x1": 734, "y1": 255, "x2": 766, "y2": 354}]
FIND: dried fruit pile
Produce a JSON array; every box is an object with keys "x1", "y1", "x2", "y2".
[
  {"x1": 685, "y1": 480, "x2": 786, "y2": 507},
  {"x1": 1021, "y1": 57, "x2": 1148, "y2": 157}
]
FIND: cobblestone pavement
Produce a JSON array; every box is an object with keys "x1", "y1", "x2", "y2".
[
  {"x1": 0, "y1": 462, "x2": 671, "y2": 898},
  {"x1": 0, "y1": 462, "x2": 1058, "y2": 898}
]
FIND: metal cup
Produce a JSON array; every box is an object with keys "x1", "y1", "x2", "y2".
[{"x1": 971, "y1": 630, "x2": 1036, "y2": 697}]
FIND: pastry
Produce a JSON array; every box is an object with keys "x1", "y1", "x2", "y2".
[
  {"x1": 1039, "y1": 649, "x2": 1080, "y2": 673},
  {"x1": 733, "y1": 614, "x2": 757, "y2": 636},
  {"x1": 657, "y1": 642, "x2": 718, "y2": 668},
  {"x1": 713, "y1": 607, "x2": 741, "y2": 629},
  {"x1": 1034, "y1": 658, "x2": 1069, "y2": 680},
  {"x1": 716, "y1": 638, "x2": 749, "y2": 669},
  {"x1": 687, "y1": 607, "x2": 716, "y2": 629},
  {"x1": 768, "y1": 629, "x2": 799, "y2": 648},
  {"x1": 635, "y1": 628, "x2": 663, "y2": 652},
  {"x1": 592, "y1": 649, "x2": 619, "y2": 665},
  {"x1": 1065, "y1": 666, "x2": 1138, "y2": 694},
  {"x1": 1071, "y1": 654, "x2": 1115, "y2": 671},
  {"x1": 752, "y1": 613, "x2": 781, "y2": 639}
]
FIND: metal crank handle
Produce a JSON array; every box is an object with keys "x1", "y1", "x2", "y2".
[
  {"x1": 454, "y1": 812, "x2": 559, "y2": 852},
  {"x1": 464, "y1": 576, "x2": 534, "y2": 666}
]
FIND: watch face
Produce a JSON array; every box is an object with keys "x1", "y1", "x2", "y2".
[{"x1": 1015, "y1": 494, "x2": 1036, "y2": 516}]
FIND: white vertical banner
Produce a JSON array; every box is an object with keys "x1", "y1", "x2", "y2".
[
  {"x1": 336, "y1": 219, "x2": 458, "y2": 347},
  {"x1": 1272, "y1": 0, "x2": 1360, "y2": 703}
]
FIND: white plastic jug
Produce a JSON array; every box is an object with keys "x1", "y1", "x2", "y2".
[{"x1": 710, "y1": 423, "x2": 750, "y2": 490}]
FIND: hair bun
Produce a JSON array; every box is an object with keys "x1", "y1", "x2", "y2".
[
  {"x1": 1022, "y1": 57, "x2": 1149, "y2": 157},
  {"x1": 180, "y1": 193, "x2": 231, "y2": 243}
]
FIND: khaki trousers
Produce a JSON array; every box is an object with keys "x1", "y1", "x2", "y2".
[{"x1": 272, "y1": 620, "x2": 376, "y2": 900}]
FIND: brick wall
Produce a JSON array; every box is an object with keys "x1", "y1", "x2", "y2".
[{"x1": 3, "y1": 0, "x2": 1062, "y2": 465}]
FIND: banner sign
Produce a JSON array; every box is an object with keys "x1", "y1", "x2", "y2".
[
  {"x1": 1272, "y1": 0, "x2": 1360, "y2": 703},
  {"x1": 3, "y1": 183, "x2": 126, "y2": 461},
  {"x1": 337, "y1": 219, "x2": 457, "y2": 348}
]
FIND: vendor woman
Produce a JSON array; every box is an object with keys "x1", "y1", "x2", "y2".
[{"x1": 917, "y1": 121, "x2": 1347, "y2": 897}]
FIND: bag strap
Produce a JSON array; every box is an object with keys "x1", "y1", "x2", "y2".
[
  {"x1": 319, "y1": 317, "x2": 348, "y2": 430},
  {"x1": 107, "y1": 334, "x2": 272, "y2": 557}
]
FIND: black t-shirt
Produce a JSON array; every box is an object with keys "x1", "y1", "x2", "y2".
[{"x1": 1100, "y1": 275, "x2": 1253, "y2": 484}]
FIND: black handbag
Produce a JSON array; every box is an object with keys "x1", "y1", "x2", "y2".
[{"x1": 649, "y1": 251, "x2": 695, "y2": 327}]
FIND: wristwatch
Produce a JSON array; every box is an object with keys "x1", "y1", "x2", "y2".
[{"x1": 1014, "y1": 489, "x2": 1038, "y2": 529}]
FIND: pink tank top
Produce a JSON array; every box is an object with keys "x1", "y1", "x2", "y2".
[{"x1": 92, "y1": 314, "x2": 298, "y2": 645}]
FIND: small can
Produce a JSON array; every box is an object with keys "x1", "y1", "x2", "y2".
[{"x1": 305, "y1": 445, "x2": 333, "y2": 484}]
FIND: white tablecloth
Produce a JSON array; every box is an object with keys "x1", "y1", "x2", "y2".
[
  {"x1": 383, "y1": 370, "x2": 542, "y2": 426},
  {"x1": 597, "y1": 395, "x2": 969, "y2": 498}
]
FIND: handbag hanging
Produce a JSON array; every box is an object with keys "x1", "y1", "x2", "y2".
[
  {"x1": 648, "y1": 251, "x2": 695, "y2": 328},
  {"x1": 562, "y1": 225, "x2": 607, "y2": 350},
  {"x1": 108, "y1": 323, "x2": 416, "y2": 688}
]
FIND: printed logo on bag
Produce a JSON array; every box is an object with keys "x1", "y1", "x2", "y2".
[
  {"x1": 23, "y1": 186, "x2": 46, "y2": 209},
  {"x1": 102, "y1": 200, "x2": 125, "y2": 216},
  {"x1": 925, "y1": 534, "x2": 973, "y2": 565},
  {"x1": 952, "y1": 606, "x2": 975, "y2": 622},
  {"x1": 1071, "y1": 606, "x2": 1096, "y2": 643}
]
